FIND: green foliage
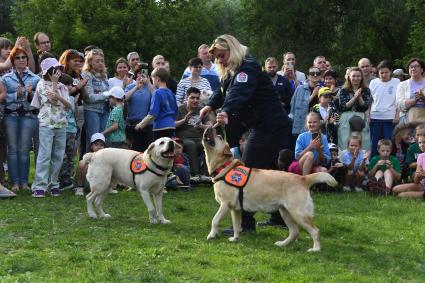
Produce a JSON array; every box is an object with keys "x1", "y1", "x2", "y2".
[{"x1": 1, "y1": 188, "x2": 425, "y2": 282}]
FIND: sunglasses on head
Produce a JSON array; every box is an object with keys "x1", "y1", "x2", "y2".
[{"x1": 309, "y1": 71, "x2": 321, "y2": 76}]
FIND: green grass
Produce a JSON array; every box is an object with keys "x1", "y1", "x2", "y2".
[{"x1": 1, "y1": 187, "x2": 425, "y2": 282}]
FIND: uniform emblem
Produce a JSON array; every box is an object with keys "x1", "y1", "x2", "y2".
[
  {"x1": 130, "y1": 154, "x2": 147, "y2": 174},
  {"x1": 224, "y1": 165, "x2": 251, "y2": 188},
  {"x1": 236, "y1": 72, "x2": 248, "y2": 83}
]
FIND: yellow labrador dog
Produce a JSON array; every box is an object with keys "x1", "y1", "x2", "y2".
[
  {"x1": 83, "y1": 137, "x2": 181, "y2": 223},
  {"x1": 202, "y1": 127, "x2": 337, "y2": 252}
]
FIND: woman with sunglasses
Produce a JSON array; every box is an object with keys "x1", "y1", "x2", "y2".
[
  {"x1": 289, "y1": 66, "x2": 321, "y2": 143},
  {"x1": 337, "y1": 67, "x2": 372, "y2": 151},
  {"x1": 200, "y1": 34, "x2": 291, "y2": 234},
  {"x1": 396, "y1": 58, "x2": 425, "y2": 125},
  {"x1": 176, "y1": 57, "x2": 211, "y2": 105},
  {"x1": 1, "y1": 46, "x2": 40, "y2": 192}
]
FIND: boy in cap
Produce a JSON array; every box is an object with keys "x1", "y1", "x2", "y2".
[
  {"x1": 102, "y1": 86, "x2": 126, "y2": 148},
  {"x1": 311, "y1": 87, "x2": 339, "y2": 144},
  {"x1": 74, "y1": 133, "x2": 106, "y2": 196}
]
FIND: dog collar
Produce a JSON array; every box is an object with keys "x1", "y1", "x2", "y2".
[{"x1": 211, "y1": 161, "x2": 233, "y2": 178}]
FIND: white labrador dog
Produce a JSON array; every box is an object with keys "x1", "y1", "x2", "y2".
[
  {"x1": 202, "y1": 127, "x2": 337, "y2": 252},
  {"x1": 83, "y1": 137, "x2": 181, "y2": 223}
]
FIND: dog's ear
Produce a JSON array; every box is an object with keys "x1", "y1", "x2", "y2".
[
  {"x1": 145, "y1": 142, "x2": 155, "y2": 156},
  {"x1": 174, "y1": 141, "x2": 183, "y2": 150},
  {"x1": 223, "y1": 144, "x2": 232, "y2": 157}
]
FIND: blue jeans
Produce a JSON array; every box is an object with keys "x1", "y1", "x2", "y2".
[
  {"x1": 370, "y1": 119, "x2": 394, "y2": 157},
  {"x1": 84, "y1": 110, "x2": 109, "y2": 150},
  {"x1": 3, "y1": 115, "x2": 37, "y2": 185},
  {"x1": 31, "y1": 126, "x2": 67, "y2": 191}
]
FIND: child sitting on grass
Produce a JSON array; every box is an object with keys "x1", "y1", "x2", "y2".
[
  {"x1": 289, "y1": 112, "x2": 330, "y2": 175},
  {"x1": 74, "y1": 133, "x2": 106, "y2": 196},
  {"x1": 165, "y1": 138, "x2": 191, "y2": 192},
  {"x1": 327, "y1": 143, "x2": 346, "y2": 188},
  {"x1": 393, "y1": 135, "x2": 425, "y2": 199},
  {"x1": 404, "y1": 124, "x2": 425, "y2": 180},
  {"x1": 340, "y1": 135, "x2": 369, "y2": 192},
  {"x1": 368, "y1": 139, "x2": 401, "y2": 195},
  {"x1": 102, "y1": 86, "x2": 126, "y2": 148}
]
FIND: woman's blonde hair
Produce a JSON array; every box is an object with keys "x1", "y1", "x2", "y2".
[
  {"x1": 83, "y1": 49, "x2": 106, "y2": 77},
  {"x1": 209, "y1": 34, "x2": 248, "y2": 81}
]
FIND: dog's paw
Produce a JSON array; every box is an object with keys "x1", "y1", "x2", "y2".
[
  {"x1": 274, "y1": 240, "x2": 288, "y2": 247},
  {"x1": 228, "y1": 236, "x2": 240, "y2": 242},
  {"x1": 307, "y1": 247, "x2": 320, "y2": 253},
  {"x1": 100, "y1": 214, "x2": 111, "y2": 219},
  {"x1": 160, "y1": 219, "x2": 172, "y2": 224},
  {"x1": 88, "y1": 213, "x2": 97, "y2": 219},
  {"x1": 149, "y1": 218, "x2": 159, "y2": 224},
  {"x1": 207, "y1": 232, "x2": 217, "y2": 240}
]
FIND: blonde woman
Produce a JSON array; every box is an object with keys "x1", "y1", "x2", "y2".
[
  {"x1": 81, "y1": 49, "x2": 110, "y2": 149},
  {"x1": 200, "y1": 34, "x2": 291, "y2": 233}
]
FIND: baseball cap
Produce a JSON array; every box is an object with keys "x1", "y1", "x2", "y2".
[
  {"x1": 393, "y1": 68, "x2": 407, "y2": 77},
  {"x1": 329, "y1": 143, "x2": 338, "y2": 151},
  {"x1": 90, "y1": 133, "x2": 105, "y2": 144},
  {"x1": 104, "y1": 86, "x2": 125, "y2": 100},
  {"x1": 40, "y1": 57, "x2": 63, "y2": 75},
  {"x1": 318, "y1": 87, "x2": 332, "y2": 98}
]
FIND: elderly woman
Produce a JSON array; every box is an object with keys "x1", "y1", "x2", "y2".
[
  {"x1": 176, "y1": 57, "x2": 211, "y2": 105},
  {"x1": 1, "y1": 46, "x2": 40, "y2": 192},
  {"x1": 81, "y1": 49, "x2": 110, "y2": 149},
  {"x1": 337, "y1": 67, "x2": 372, "y2": 151},
  {"x1": 200, "y1": 34, "x2": 291, "y2": 233},
  {"x1": 396, "y1": 58, "x2": 425, "y2": 125}
]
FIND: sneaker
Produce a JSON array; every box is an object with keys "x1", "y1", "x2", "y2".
[
  {"x1": 199, "y1": 175, "x2": 212, "y2": 184},
  {"x1": 342, "y1": 186, "x2": 351, "y2": 192},
  {"x1": 167, "y1": 174, "x2": 177, "y2": 182},
  {"x1": 32, "y1": 190, "x2": 45, "y2": 198},
  {"x1": 190, "y1": 175, "x2": 201, "y2": 184},
  {"x1": 11, "y1": 184, "x2": 20, "y2": 192},
  {"x1": 354, "y1": 186, "x2": 364, "y2": 192},
  {"x1": 60, "y1": 181, "x2": 74, "y2": 191},
  {"x1": 75, "y1": 187, "x2": 84, "y2": 196},
  {"x1": 50, "y1": 188, "x2": 60, "y2": 197},
  {"x1": 0, "y1": 185, "x2": 16, "y2": 198},
  {"x1": 109, "y1": 189, "x2": 118, "y2": 194},
  {"x1": 21, "y1": 184, "x2": 30, "y2": 191}
]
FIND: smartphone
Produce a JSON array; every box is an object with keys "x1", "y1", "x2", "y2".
[
  {"x1": 141, "y1": 69, "x2": 149, "y2": 76},
  {"x1": 286, "y1": 62, "x2": 293, "y2": 70}
]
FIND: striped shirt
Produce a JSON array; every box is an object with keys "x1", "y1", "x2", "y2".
[{"x1": 176, "y1": 77, "x2": 211, "y2": 105}]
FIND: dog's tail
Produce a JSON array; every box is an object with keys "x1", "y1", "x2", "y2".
[
  {"x1": 304, "y1": 172, "x2": 338, "y2": 189},
  {"x1": 83, "y1": 152, "x2": 94, "y2": 164}
]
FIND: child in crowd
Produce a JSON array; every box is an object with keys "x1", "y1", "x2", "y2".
[
  {"x1": 393, "y1": 135, "x2": 425, "y2": 199},
  {"x1": 368, "y1": 139, "x2": 401, "y2": 194},
  {"x1": 340, "y1": 135, "x2": 369, "y2": 192},
  {"x1": 59, "y1": 73, "x2": 79, "y2": 190},
  {"x1": 165, "y1": 138, "x2": 191, "y2": 191},
  {"x1": 74, "y1": 133, "x2": 106, "y2": 196},
  {"x1": 230, "y1": 131, "x2": 248, "y2": 159},
  {"x1": 289, "y1": 112, "x2": 330, "y2": 175},
  {"x1": 102, "y1": 86, "x2": 126, "y2": 148},
  {"x1": 405, "y1": 124, "x2": 425, "y2": 179},
  {"x1": 135, "y1": 67, "x2": 178, "y2": 139},
  {"x1": 327, "y1": 143, "x2": 346, "y2": 186},
  {"x1": 30, "y1": 58, "x2": 70, "y2": 198},
  {"x1": 311, "y1": 87, "x2": 339, "y2": 144},
  {"x1": 392, "y1": 123, "x2": 415, "y2": 181},
  {"x1": 277, "y1": 149, "x2": 294, "y2": 171}
]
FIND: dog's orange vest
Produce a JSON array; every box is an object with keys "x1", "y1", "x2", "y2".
[
  {"x1": 223, "y1": 165, "x2": 251, "y2": 188},
  {"x1": 130, "y1": 153, "x2": 148, "y2": 174}
]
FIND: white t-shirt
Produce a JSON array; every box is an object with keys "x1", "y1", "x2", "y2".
[
  {"x1": 276, "y1": 70, "x2": 306, "y2": 84},
  {"x1": 369, "y1": 77, "x2": 400, "y2": 120},
  {"x1": 107, "y1": 77, "x2": 134, "y2": 89}
]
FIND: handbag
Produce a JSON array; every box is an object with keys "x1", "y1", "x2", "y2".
[{"x1": 407, "y1": 107, "x2": 425, "y2": 125}]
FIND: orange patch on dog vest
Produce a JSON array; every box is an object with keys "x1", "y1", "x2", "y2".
[
  {"x1": 224, "y1": 165, "x2": 251, "y2": 188},
  {"x1": 130, "y1": 154, "x2": 147, "y2": 174}
]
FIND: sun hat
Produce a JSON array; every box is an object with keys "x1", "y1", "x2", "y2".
[
  {"x1": 104, "y1": 86, "x2": 125, "y2": 100},
  {"x1": 90, "y1": 133, "x2": 106, "y2": 144},
  {"x1": 40, "y1": 57, "x2": 63, "y2": 75}
]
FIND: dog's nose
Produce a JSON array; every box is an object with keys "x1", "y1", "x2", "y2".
[{"x1": 169, "y1": 140, "x2": 174, "y2": 150}]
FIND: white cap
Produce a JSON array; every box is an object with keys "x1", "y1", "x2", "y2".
[
  {"x1": 393, "y1": 69, "x2": 407, "y2": 77},
  {"x1": 40, "y1": 58, "x2": 63, "y2": 75},
  {"x1": 90, "y1": 133, "x2": 105, "y2": 144},
  {"x1": 104, "y1": 86, "x2": 125, "y2": 99}
]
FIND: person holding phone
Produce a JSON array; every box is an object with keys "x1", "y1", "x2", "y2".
[
  {"x1": 124, "y1": 64, "x2": 154, "y2": 152},
  {"x1": 277, "y1": 51, "x2": 306, "y2": 91},
  {"x1": 289, "y1": 112, "x2": 330, "y2": 176}
]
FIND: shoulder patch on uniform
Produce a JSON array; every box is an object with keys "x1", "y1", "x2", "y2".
[{"x1": 236, "y1": 72, "x2": 248, "y2": 83}]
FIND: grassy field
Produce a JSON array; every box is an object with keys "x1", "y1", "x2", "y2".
[{"x1": 1, "y1": 186, "x2": 425, "y2": 282}]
